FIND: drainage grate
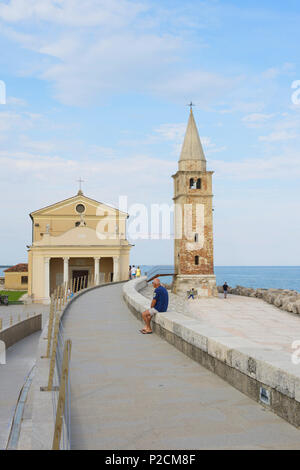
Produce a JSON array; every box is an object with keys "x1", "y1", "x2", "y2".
[{"x1": 260, "y1": 386, "x2": 271, "y2": 405}]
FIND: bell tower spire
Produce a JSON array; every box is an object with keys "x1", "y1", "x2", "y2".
[
  {"x1": 179, "y1": 107, "x2": 206, "y2": 172},
  {"x1": 172, "y1": 108, "x2": 217, "y2": 297}
]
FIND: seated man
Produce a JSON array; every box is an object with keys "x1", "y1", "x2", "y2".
[{"x1": 141, "y1": 278, "x2": 169, "y2": 334}]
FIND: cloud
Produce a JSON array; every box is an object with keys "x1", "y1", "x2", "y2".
[
  {"x1": 262, "y1": 63, "x2": 295, "y2": 80},
  {"x1": 151, "y1": 70, "x2": 239, "y2": 107},
  {"x1": 0, "y1": 0, "x2": 241, "y2": 106},
  {"x1": 0, "y1": 0, "x2": 145, "y2": 27},
  {"x1": 211, "y1": 150, "x2": 300, "y2": 180},
  {"x1": 242, "y1": 113, "x2": 276, "y2": 128},
  {"x1": 259, "y1": 130, "x2": 298, "y2": 142},
  {"x1": 154, "y1": 123, "x2": 186, "y2": 142}
]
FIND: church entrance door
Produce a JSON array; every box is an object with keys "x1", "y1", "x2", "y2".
[{"x1": 72, "y1": 270, "x2": 89, "y2": 292}]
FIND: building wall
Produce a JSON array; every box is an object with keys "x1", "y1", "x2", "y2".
[
  {"x1": 173, "y1": 171, "x2": 214, "y2": 276},
  {"x1": 4, "y1": 272, "x2": 28, "y2": 290}
]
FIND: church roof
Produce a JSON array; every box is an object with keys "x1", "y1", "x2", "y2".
[
  {"x1": 30, "y1": 192, "x2": 128, "y2": 218},
  {"x1": 179, "y1": 108, "x2": 206, "y2": 165},
  {"x1": 5, "y1": 263, "x2": 28, "y2": 273}
]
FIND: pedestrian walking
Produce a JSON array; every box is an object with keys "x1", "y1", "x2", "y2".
[{"x1": 223, "y1": 282, "x2": 228, "y2": 299}]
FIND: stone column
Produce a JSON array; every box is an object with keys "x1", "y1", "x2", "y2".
[
  {"x1": 44, "y1": 257, "x2": 50, "y2": 303},
  {"x1": 94, "y1": 257, "x2": 100, "y2": 285},
  {"x1": 113, "y1": 256, "x2": 120, "y2": 282},
  {"x1": 63, "y1": 257, "x2": 69, "y2": 285}
]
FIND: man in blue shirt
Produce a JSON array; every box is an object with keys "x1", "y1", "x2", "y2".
[{"x1": 141, "y1": 278, "x2": 169, "y2": 334}]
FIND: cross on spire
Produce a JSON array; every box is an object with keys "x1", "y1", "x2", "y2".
[
  {"x1": 187, "y1": 101, "x2": 195, "y2": 112},
  {"x1": 77, "y1": 177, "x2": 84, "y2": 195}
]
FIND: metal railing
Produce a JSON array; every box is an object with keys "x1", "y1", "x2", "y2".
[{"x1": 145, "y1": 266, "x2": 176, "y2": 283}]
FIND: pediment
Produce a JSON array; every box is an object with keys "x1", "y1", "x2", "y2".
[{"x1": 30, "y1": 194, "x2": 128, "y2": 218}]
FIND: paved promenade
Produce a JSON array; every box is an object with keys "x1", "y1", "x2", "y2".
[
  {"x1": 187, "y1": 294, "x2": 300, "y2": 357},
  {"x1": 0, "y1": 331, "x2": 40, "y2": 449},
  {"x1": 63, "y1": 284, "x2": 300, "y2": 450}
]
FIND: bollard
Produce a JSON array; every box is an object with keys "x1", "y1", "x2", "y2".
[
  {"x1": 52, "y1": 339, "x2": 72, "y2": 450},
  {"x1": 46, "y1": 311, "x2": 60, "y2": 391},
  {"x1": 45, "y1": 296, "x2": 55, "y2": 358}
]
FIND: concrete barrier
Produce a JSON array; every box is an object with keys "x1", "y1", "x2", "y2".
[
  {"x1": 123, "y1": 277, "x2": 300, "y2": 428},
  {"x1": 0, "y1": 315, "x2": 42, "y2": 349}
]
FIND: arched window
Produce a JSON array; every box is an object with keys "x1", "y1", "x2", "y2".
[
  {"x1": 196, "y1": 178, "x2": 202, "y2": 189},
  {"x1": 194, "y1": 233, "x2": 199, "y2": 243},
  {"x1": 195, "y1": 256, "x2": 199, "y2": 265},
  {"x1": 190, "y1": 178, "x2": 196, "y2": 189}
]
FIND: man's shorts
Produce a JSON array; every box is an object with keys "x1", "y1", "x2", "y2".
[{"x1": 149, "y1": 308, "x2": 158, "y2": 317}]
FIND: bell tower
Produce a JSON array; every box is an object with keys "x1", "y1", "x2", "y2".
[{"x1": 172, "y1": 107, "x2": 218, "y2": 297}]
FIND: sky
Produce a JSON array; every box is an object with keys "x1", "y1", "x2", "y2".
[{"x1": 0, "y1": 0, "x2": 300, "y2": 266}]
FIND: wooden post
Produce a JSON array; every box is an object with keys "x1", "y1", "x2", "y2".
[
  {"x1": 18, "y1": 314, "x2": 21, "y2": 323},
  {"x1": 59, "y1": 285, "x2": 63, "y2": 312},
  {"x1": 47, "y1": 311, "x2": 60, "y2": 391},
  {"x1": 52, "y1": 339, "x2": 72, "y2": 450},
  {"x1": 0, "y1": 318, "x2": 2, "y2": 331},
  {"x1": 10, "y1": 315, "x2": 13, "y2": 326},
  {"x1": 46, "y1": 296, "x2": 55, "y2": 358}
]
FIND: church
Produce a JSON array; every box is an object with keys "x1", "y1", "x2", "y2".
[{"x1": 27, "y1": 190, "x2": 132, "y2": 304}]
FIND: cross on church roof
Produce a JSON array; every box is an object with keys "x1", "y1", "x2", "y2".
[{"x1": 77, "y1": 177, "x2": 85, "y2": 195}]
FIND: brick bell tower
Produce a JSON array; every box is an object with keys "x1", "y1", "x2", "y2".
[{"x1": 172, "y1": 106, "x2": 218, "y2": 297}]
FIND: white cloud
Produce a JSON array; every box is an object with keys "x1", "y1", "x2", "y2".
[
  {"x1": 259, "y1": 130, "x2": 298, "y2": 142},
  {"x1": 0, "y1": 0, "x2": 240, "y2": 106},
  {"x1": 0, "y1": 0, "x2": 145, "y2": 27},
  {"x1": 262, "y1": 63, "x2": 295, "y2": 80},
  {"x1": 242, "y1": 113, "x2": 276, "y2": 128},
  {"x1": 211, "y1": 151, "x2": 300, "y2": 180},
  {"x1": 154, "y1": 123, "x2": 186, "y2": 142}
]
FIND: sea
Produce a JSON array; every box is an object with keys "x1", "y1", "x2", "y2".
[
  {"x1": 140, "y1": 266, "x2": 300, "y2": 292},
  {"x1": 2, "y1": 265, "x2": 300, "y2": 292},
  {"x1": 0, "y1": 266, "x2": 12, "y2": 276}
]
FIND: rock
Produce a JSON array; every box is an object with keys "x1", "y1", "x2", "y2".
[
  {"x1": 282, "y1": 296, "x2": 297, "y2": 311},
  {"x1": 274, "y1": 295, "x2": 284, "y2": 308},
  {"x1": 292, "y1": 300, "x2": 300, "y2": 314}
]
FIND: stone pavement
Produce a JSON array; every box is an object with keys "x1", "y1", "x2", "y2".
[
  {"x1": 0, "y1": 331, "x2": 41, "y2": 449},
  {"x1": 186, "y1": 294, "x2": 300, "y2": 356},
  {"x1": 63, "y1": 284, "x2": 300, "y2": 450}
]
